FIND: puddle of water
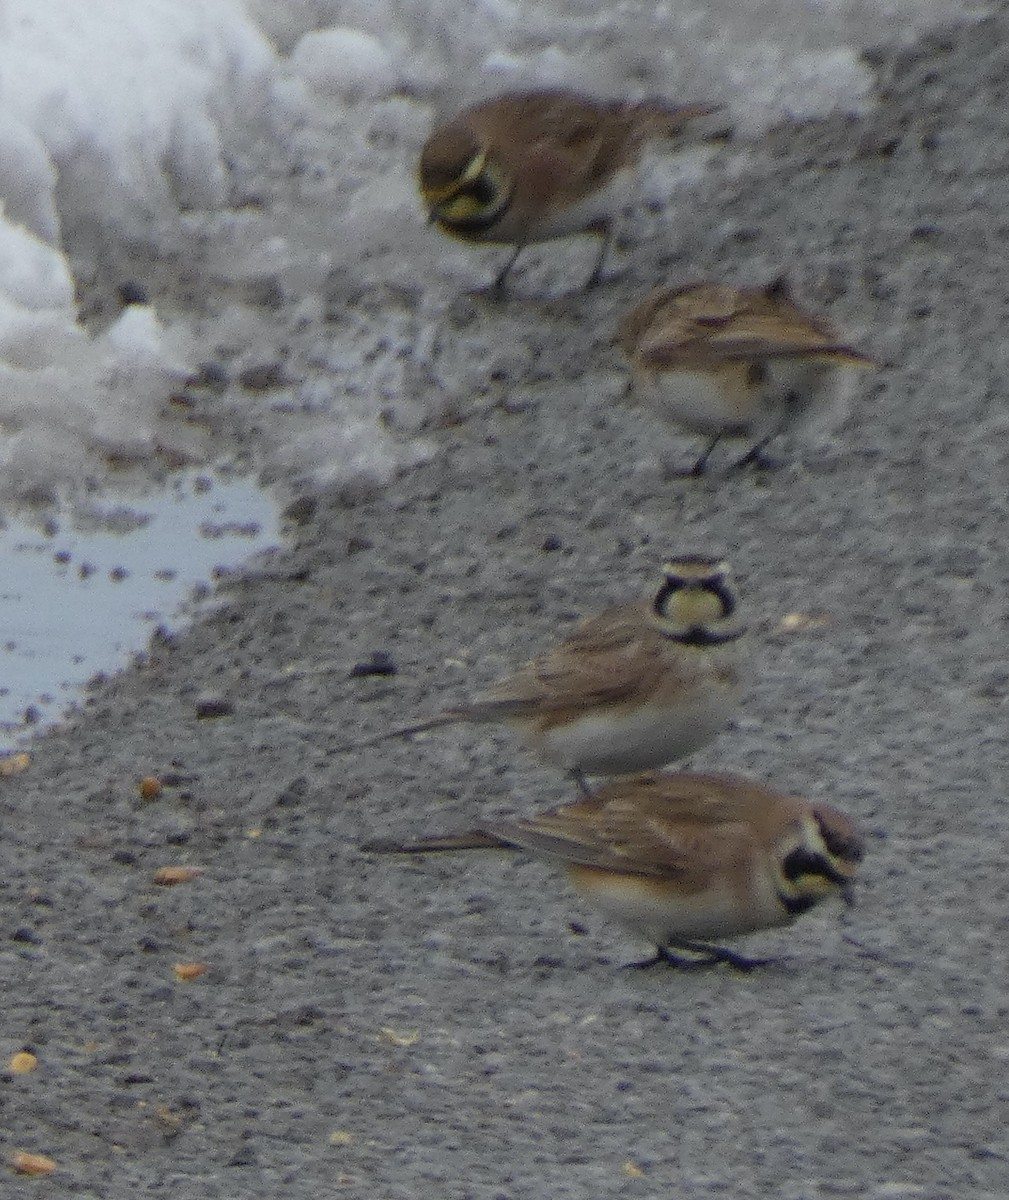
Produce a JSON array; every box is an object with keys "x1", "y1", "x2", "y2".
[{"x1": 0, "y1": 471, "x2": 283, "y2": 746}]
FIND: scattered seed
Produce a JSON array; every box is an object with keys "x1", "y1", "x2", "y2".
[
  {"x1": 380, "y1": 1027, "x2": 419, "y2": 1047},
  {"x1": 9, "y1": 1052, "x2": 37, "y2": 1074},
  {"x1": 779, "y1": 611, "x2": 830, "y2": 632},
  {"x1": 0, "y1": 753, "x2": 30, "y2": 778},
  {"x1": 153, "y1": 867, "x2": 202, "y2": 887},
  {"x1": 173, "y1": 962, "x2": 208, "y2": 982},
  {"x1": 11, "y1": 1152, "x2": 57, "y2": 1176}
]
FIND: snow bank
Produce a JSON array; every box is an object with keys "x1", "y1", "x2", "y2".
[
  {"x1": 0, "y1": 0, "x2": 278, "y2": 508},
  {"x1": 0, "y1": 0, "x2": 983, "y2": 508}
]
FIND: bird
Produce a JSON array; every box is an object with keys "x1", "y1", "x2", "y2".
[
  {"x1": 362, "y1": 771, "x2": 865, "y2": 970},
  {"x1": 618, "y1": 277, "x2": 875, "y2": 475},
  {"x1": 418, "y1": 88, "x2": 719, "y2": 291},
  {"x1": 342, "y1": 556, "x2": 748, "y2": 793}
]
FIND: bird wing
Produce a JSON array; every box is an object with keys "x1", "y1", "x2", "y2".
[
  {"x1": 473, "y1": 93, "x2": 637, "y2": 202},
  {"x1": 628, "y1": 282, "x2": 873, "y2": 369},
  {"x1": 490, "y1": 789, "x2": 753, "y2": 885},
  {"x1": 460, "y1": 604, "x2": 673, "y2": 721}
]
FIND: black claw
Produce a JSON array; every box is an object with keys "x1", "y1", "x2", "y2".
[
  {"x1": 623, "y1": 942, "x2": 775, "y2": 972},
  {"x1": 685, "y1": 435, "x2": 722, "y2": 477},
  {"x1": 732, "y1": 443, "x2": 782, "y2": 472},
  {"x1": 711, "y1": 949, "x2": 771, "y2": 972},
  {"x1": 676, "y1": 941, "x2": 775, "y2": 971},
  {"x1": 623, "y1": 946, "x2": 719, "y2": 970}
]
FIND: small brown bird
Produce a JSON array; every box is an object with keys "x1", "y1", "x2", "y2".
[
  {"x1": 364, "y1": 771, "x2": 865, "y2": 970},
  {"x1": 419, "y1": 88, "x2": 719, "y2": 291},
  {"x1": 618, "y1": 278, "x2": 875, "y2": 475},
  {"x1": 343, "y1": 556, "x2": 748, "y2": 793}
]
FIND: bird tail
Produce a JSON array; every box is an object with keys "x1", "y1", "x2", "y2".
[
  {"x1": 628, "y1": 100, "x2": 726, "y2": 140},
  {"x1": 335, "y1": 711, "x2": 463, "y2": 753},
  {"x1": 361, "y1": 830, "x2": 505, "y2": 854}
]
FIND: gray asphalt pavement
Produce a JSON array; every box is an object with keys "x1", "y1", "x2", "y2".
[{"x1": 3, "y1": 13, "x2": 1009, "y2": 1198}]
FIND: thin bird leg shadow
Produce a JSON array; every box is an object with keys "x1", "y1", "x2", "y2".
[{"x1": 840, "y1": 931, "x2": 916, "y2": 970}]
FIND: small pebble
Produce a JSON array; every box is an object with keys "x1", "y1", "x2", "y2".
[
  {"x1": 195, "y1": 694, "x2": 234, "y2": 719},
  {"x1": 117, "y1": 280, "x2": 149, "y2": 305},
  {"x1": 350, "y1": 651, "x2": 398, "y2": 678},
  {"x1": 239, "y1": 361, "x2": 286, "y2": 391}
]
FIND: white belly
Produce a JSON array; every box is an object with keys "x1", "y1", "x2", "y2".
[
  {"x1": 568, "y1": 868, "x2": 791, "y2": 946},
  {"x1": 635, "y1": 360, "x2": 855, "y2": 442},
  {"x1": 527, "y1": 166, "x2": 636, "y2": 241},
  {"x1": 529, "y1": 693, "x2": 735, "y2": 776},
  {"x1": 635, "y1": 367, "x2": 753, "y2": 437}
]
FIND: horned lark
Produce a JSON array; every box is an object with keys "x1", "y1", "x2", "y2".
[
  {"x1": 419, "y1": 89, "x2": 718, "y2": 291},
  {"x1": 363, "y1": 771, "x2": 864, "y2": 969},
  {"x1": 346, "y1": 556, "x2": 747, "y2": 791},
  {"x1": 618, "y1": 278, "x2": 875, "y2": 475}
]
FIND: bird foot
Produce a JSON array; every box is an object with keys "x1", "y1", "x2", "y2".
[
  {"x1": 731, "y1": 445, "x2": 782, "y2": 472},
  {"x1": 624, "y1": 943, "x2": 775, "y2": 972}
]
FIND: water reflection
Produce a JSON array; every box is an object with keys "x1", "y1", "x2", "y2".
[{"x1": 0, "y1": 471, "x2": 283, "y2": 743}]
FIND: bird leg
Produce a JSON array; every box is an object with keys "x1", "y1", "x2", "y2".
[
  {"x1": 624, "y1": 941, "x2": 774, "y2": 971},
  {"x1": 675, "y1": 940, "x2": 775, "y2": 971},
  {"x1": 690, "y1": 435, "x2": 722, "y2": 476},
  {"x1": 732, "y1": 402, "x2": 796, "y2": 472},
  {"x1": 731, "y1": 436, "x2": 782, "y2": 472},
  {"x1": 585, "y1": 224, "x2": 615, "y2": 289},
  {"x1": 569, "y1": 768, "x2": 593, "y2": 797},
  {"x1": 491, "y1": 245, "x2": 523, "y2": 294},
  {"x1": 662, "y1": 436, "x2": 721, "y2": 480},
  {"x1": 623, "y1": 945, "x2": 721, "y2": 970}
]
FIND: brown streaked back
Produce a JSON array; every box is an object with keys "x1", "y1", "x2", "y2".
[
  {"x1": 482, "y1": 772, "x2": 809, "y2": 885},
  {"x1": 620, "y1": 280, "x2": 875, "y2": 371}
]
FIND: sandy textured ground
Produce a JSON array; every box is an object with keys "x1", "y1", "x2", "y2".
[{"x1": 4, "y1": 12, "x2": 1009, "y2": 1199}]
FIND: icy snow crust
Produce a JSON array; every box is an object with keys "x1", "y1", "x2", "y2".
[{"x1": 0, "y1": 0, "x2": 981, "y2": 509}]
